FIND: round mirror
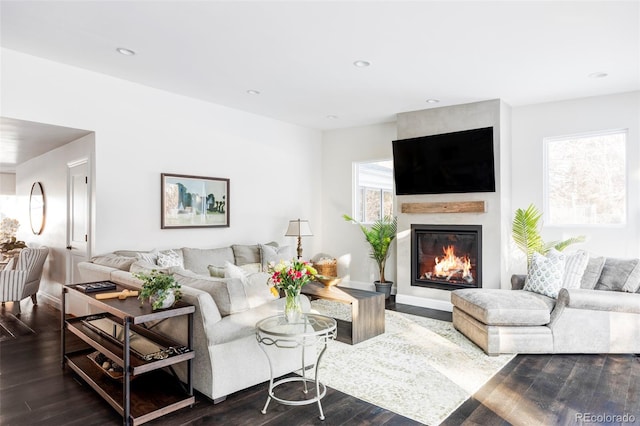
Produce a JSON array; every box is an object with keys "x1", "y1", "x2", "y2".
[{"x1": 30, "y1": 182, "x2": 45, "y2": 235}]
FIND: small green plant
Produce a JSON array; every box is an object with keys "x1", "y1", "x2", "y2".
[
  {"x1": 343, "y1": 214, "x2": 397, "y2": 283},
  {"x1": 512, "y1": 204, "x2": 585, "y2": 268},
  {"x1": 133, "y1": 270, "x2": 182, "y2": 309}
]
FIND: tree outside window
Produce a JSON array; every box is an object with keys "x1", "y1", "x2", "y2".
[
  {"x1": 355, "y1": 160, "x2": 393, "y2": 223},
  {"x1": 544, "y1": 130, "x2": 626, "y2": 226}
]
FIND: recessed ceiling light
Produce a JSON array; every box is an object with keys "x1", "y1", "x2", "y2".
[
  {"x1": 353, "y1": 60, "x2": 371, "y2": 68},
  {"x1": 246, "y1": 89, "x2": 260, "y2": 95},
  {"x1": 116, "y1": 47, "x2": 135, "y2": 56},
  {"x1": 426, "y1": 99, "x2": 440, "y2": 104},
  {"x1": 326, "y1": 115, "x2": 338, "y2": 119},
  {"x1": 588, "y1": 72, "x2": 608, "y2": 79}
]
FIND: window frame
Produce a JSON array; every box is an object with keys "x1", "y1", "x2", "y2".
[
  {"x1": 353, "y1": 159, "x2": 394, "y2": 224},
  {"x1": 542, "y1": 128, "x2": 628, "y2": 228}
]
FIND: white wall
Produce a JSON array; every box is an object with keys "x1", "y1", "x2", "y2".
[
  {"x1": 320, "y1": 122, "x2": 397, "y2": 287},
  {"x1": 0, "y1": 173, "x2": 16, "y2": 195},
  {"x1": 2, "y1": 48, "x2": 323, "y2": 304},
  {"x1": 15, "y1": 134, "x2": 94, "y2": 303},
  {"x1": 512, "y1": 91, "x2": 640, "y2": 259}
]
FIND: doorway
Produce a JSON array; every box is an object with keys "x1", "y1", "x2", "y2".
[{"x1": 67, "y1": 159, "x2": 91, "y2": 284}]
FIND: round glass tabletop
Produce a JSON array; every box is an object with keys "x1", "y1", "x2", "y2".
[{"x1": 256, "y1": 313, "x2": 336, "y2": 338}]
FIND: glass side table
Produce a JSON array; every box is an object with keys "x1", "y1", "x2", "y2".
[{"x1": 256, "y1": 313, "x2": 337, "y2": 420}]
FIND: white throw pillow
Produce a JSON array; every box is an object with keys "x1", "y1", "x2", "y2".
[
  {"x1": 225, "y1": 261, "x2": 278, "y2": 308},
  {"x1": 562, "y1": 250, "x2": 589, "y2": 289},
  {"x1": 524, "y1": 249, "x2": 566, "y2": 298}
]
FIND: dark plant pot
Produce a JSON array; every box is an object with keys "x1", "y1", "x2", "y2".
[{"x1": 374, "y1": 281, "x2": 393, "y2": 299}]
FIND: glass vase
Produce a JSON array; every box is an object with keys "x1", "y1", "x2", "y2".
[{"x1": 284, "y1": 288, "x2": 302, "y2": 323}]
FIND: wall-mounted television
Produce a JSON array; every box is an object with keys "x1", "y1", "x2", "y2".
[{"x1": 392, "y1": 126, "x2": 496, "y2": 195}]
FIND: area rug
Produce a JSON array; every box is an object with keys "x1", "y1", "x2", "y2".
[{"x1": 310, "y1": 299, "x2": 514, "y2": 425}]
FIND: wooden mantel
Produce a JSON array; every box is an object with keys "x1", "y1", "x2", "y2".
[{"x1": 401, "y1": 201, "x2": 486, "y2": 214}]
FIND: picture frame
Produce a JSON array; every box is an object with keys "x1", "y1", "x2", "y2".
[{"x1": 161, "y1": 173, "x2": 230, "y2": 229}]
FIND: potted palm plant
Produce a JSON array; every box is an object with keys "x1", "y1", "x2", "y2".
[
  {"x1": 344, "y1": 214, "x2": 397, "y2": 298},
  {"x1": 133, "y1": 270, "x2": 182, "y2": 310},
  {"x1": 512, "y1": 203, "x2": 585, "y2": 269}
]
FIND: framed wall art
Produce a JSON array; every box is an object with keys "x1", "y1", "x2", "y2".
[{"x1": 161, "y1": 173, "x2": 230, "y2": 229}]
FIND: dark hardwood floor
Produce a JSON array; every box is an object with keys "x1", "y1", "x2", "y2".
[{"x1": 1, "y1": 298, "x2": 638, "y2": 426}]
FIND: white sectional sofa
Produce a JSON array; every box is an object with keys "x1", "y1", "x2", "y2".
[
  {"x1": 77, "y1": 243, "x2": 312, "y2": 403},
  {"x1": 452, "y1": 254, "x2": 640, "y2": 355}
]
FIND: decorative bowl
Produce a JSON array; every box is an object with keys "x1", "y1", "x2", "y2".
[{"x1": 316, "y1": 275, "x2": 342, "y2": 287}]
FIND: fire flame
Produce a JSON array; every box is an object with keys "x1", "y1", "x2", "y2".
[{"x1": 433, "y1": 245, "x2": 474, "y2": 283}]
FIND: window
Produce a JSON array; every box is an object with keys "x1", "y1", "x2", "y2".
[
  {"x1": 544, "y1": 129, "x2": 626, "y2": 226},
  {"x1": 354, "y1": 160, "x2": 393, "y2": 223}
]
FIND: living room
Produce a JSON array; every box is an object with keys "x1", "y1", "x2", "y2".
[{"x1": 1, "y1": 1, "x2": 639, "y2": 425}]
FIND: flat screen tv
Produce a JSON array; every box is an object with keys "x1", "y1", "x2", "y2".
[{"x1": 392, "y1": 127, "x2": 496, "y2": 195}]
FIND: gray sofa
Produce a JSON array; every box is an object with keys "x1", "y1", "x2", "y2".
[
  {"x1": 452, "y1": 255, "x2": 640, "y2": 355},
  {"x1": 77, "y1": 243, "x2": 312, "y2": 402}
]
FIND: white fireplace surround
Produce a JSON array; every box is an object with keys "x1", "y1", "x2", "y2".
[{"x1": 394, "y1": 99, "x2": 513, "y2": 312}]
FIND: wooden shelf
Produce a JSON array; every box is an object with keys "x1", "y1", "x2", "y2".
[
  {"x1": 401, "y1": 201, "x2": 486, "y2": 214},
  {"x1": 66, "y1": 350, "x2": 194, "y2": 426},
  {"x1": 66, "y1": 316, "x2": 194, "y2": 375}
]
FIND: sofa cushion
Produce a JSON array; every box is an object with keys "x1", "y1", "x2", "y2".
[
  {"x1": 595, "y1": 257, "x2": 640, "y2": 293},
  {"x1": 182, "y1": 247, "x2": 234, "y2": 275},
  {"x1": 580, "y1": 256, "x2": 605, "y2": 289},
  {"x1": 224, "y1": 262, "x2": 278, "y2": 309},
  {"x1": 562, "y1": 250, "x2": 589, "y2": 289},
  {"x1": 173, "y1": 269, "x2": 249, "y2": 316},
  {"x1": 91, "y1": 254, "x2": 137, "y2": 271},
  {"x1": 524, "y1": 249, "x2": 566, "y2": 298},
  {"x1": 211, "y1": 296, "x2": 310, "y2": 345},
  {"x1": 231, "y1": 244, "x2": 261, "y2": 266},
  {"x1": 129, "y1": 260, "x2": 183, "y2": 275},
  {"x1": 259, "y1": 244, "x2": 294, "y2": 269},
  {"x1": 114, "y1": 249, "x2": 156, "y2": 259},
  {"x1": 451, "y1": 289, "x2": 556, "y2": 326}
]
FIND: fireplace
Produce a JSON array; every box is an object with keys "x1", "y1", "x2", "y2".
[{"x1": 411, "y1": 224, "x2": 482, "y2": 291}]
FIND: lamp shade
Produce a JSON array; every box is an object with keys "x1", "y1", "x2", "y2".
[{"x1": 285, "y1": 219, "x2": 313, "y2": 237}]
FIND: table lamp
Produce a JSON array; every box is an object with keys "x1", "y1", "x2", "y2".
[{"x1": 285, "y1": 219, "x2": 313, "y2": 259}]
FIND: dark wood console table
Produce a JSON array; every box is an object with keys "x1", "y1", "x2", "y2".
[
  {"x1": 61, "y1": 282, "x2": 195, "y2": 425},
  {"x1": 301, "y1": 281, "x2": 385, "y2": 344}
]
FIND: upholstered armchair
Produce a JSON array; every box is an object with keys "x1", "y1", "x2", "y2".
[{"x1": 1, "y1": 247, "x2": 49, "y2": 315}]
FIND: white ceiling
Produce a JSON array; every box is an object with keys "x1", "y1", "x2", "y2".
[
  {"x1": 0, "y1": 117, "x2": 92, "y2": 173},
  {"x1": 0, "y1": 1, "x2": 638, "y2": 168}
]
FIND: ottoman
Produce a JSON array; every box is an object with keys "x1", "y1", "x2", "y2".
[{"x1": 451, "y1": 289, "x2": 556, "y2": 355}]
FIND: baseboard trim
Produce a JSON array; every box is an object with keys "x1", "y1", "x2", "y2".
[
  {"x1": 395, "y1": 294, "x2": 453, "y2": 312},
  {"x1": 38, "y1": 291, "x2": 61, "y2": 311}
]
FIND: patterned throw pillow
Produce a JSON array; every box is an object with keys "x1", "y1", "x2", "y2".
[
  {"x1": 562, "y1": 250, "x2": 589, "y2": 289},
  {"x1": 157, "y1": 249, "x2": 184, "y2": 268},
  {"x1": 524, "y1": 249, "x2": 566, "y2": 298}
]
